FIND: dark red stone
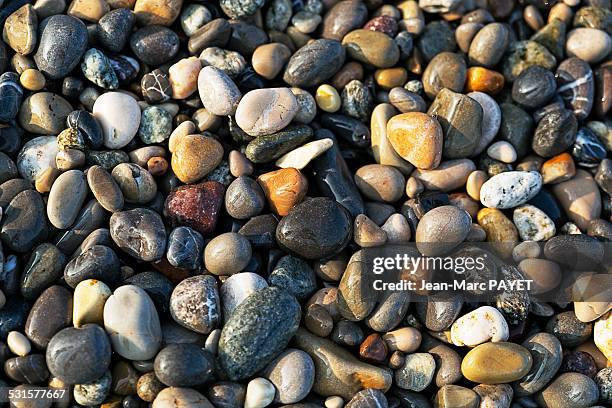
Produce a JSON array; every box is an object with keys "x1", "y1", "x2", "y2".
[
  {"x1": 363, "y1": 16, "x2": 398, "y2": 37},
  {"x1": 163, "y1": 181, "x2": 224, "y2": 235}
]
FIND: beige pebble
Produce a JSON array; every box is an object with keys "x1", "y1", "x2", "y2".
[
  {"x1": 19, "y1": 69, "x2": 45, "y2": 91},
  {"x1": 383, "y1": 327, "x2": 421, "y2": 353},
  {"x1": 169, "y1": 57, "x2": 201, "y2": 99},
  {"x1": 325, "y1": 396, "x2": 344, "y2": 408},
  {"x1": 67, "y1": 0, "x2": 109, "y2": 22},
  {"x1": 35, "y1": 167, "x2": 60, "y2": 193},
  {"x1": 252, "y1": 43, "x2": 292, "y2": 80},
  {"x1": 244, "y1": 378, "x2": 275, "y2": 408},
  {"x1": 73, "y1": 279, "x2": 112, "y2": 327},
  {"x1": 381, "y1": 213, "x2": 411, "y2": 243},
  {"x1": 55, "y1": 149, "x2": 85, "y2": 171},
  {"x1": 451, "y1": 306, "x2": 509, "y2": 347},
  {"x1": 229, "y1": 150, "x2": 254, "y2": 177},
  {"x1": 128, "y1": 146, "x2": 166, "y2": 168},
  {"x1": 412, "y1": 159, "x2": 476, "y2": 192},
  {"x1": 405, "y1": 176, "x2": 423, "y2": 198},
  {"x1": 275, "y1": 138, "x2": 333, "y2": 169},
  {"x1": 354, "y1": 214, "x2": 387, "y2": 247},
  {"x1": 355, "y1": 164, "x2": 406, "y2": 203},
  {"x1": 7, "y1": 331, "x2": 31, "y2": 356},
  {"x1": 316, "y1": 84, "x2": 341, "y2": 113},
  {"x1": 594, "y1": 311, "x2": 612, "y2": 363},
  {"x1": 487, "y1": 141, "x2": 517, "y2": 163},
  {"x1": 192, "y1": 108, "x2": 221, "y2": 132},
  {"x1": 466, "y1": 170, "x2": 488, "y2": 201}
]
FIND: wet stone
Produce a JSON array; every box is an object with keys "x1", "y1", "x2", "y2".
[
  {"x1": 110, "y1": 208, "x2": 167, "y2": 262},
  {"x1": 572, "y1": 127, "x2": 606, "y2": 168},
  {"x1": 24, "y1": 285, "x2": 72, "y2": 349},
  {"x1": 154, "y1": 343, "x2": 214, "y2": 387},
  {"x1": 532, "y1": 109, "x2": 578, "y2": 158},
  {"x1": 166, "y1": 227, "x2": 204, "y2": 270},
  {"x1": 130, "y1": 25, "x2": 180, "y2": 66},
  {"x1": 64, "y1": 245, "x2": 121, "y2": 288},
  {"x1": 512, "y1": 65, "x2": 557, "y2": 109}
]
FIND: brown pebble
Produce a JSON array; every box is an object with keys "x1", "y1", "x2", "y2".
[
  {"x1": 386, "y1": 113, "x2": 443, "y2": 170},
  {"x1": 305, "y1": 304, "x2": 334, "y2": 337},
  {"x1": 19, "y1": 69, "x2": 46, "y2": 91},
  {"x1": 355, "y1": 164, "x2": 406, "y2": 203},
  {"x1": 359, "y1": 333, "x2": 388, "y2": 364},
  {"x1": 147, "y1": 156, "x2": 168, "y2": 176},
  {"x1": 229, "y1": 150, "x2": 254, "y2": 177}
]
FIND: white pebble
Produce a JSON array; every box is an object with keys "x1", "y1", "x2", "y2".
[
  {"x1": 325, "y1": 396, "x2": 345, "y2": 408},
  {"x1": 180, "y1": 4, "x2": 212, "y2": 37},
  {"x1": 450, "y1": 306, "x2": 509, "y2": 347},
  {"x1": 513, "y1": 204, "x2": 556, "y2": 241},
  {"x1": 480, "y1": 171, "x2": 542, "y2": 209},
  {"x1": 93, "y1": 92, "x2": 141, "y2": 149},
  {"x1": 73, "y1": 279, "x2": 112, "y2": 327},
  {"x1": 275, "y1": 138, "x2": 334, "y2": 169},
  {"x1": 487, "y1": 141, "x2": 517, "y2": 163},
  {"x1": 7, "y1": 331, "x2": 31, "y2": 356},
  {"x1": 245, "y1": 378, "x2": 276, "y2": 408}
]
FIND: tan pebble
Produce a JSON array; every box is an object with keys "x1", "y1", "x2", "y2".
[
  {"x1": 229, "y1": 150, "x2": 254, "y2": 177},
  {"x1": 134, "y1": 0, "x2": 182, "y2": 26},
  {"x1": 252, "y1": 43, "x2": 292, "y2": 80},
  {"x1": 19, "y1": 69, "x2": 45, "y2": 91},
  {"x1": 518, "y1": 259, "x2": 562, "y2": 295},
  {"x1": 55, "y1": 149, "x2": 85, "y2": 171},
  {"x1": 171, "y1": 134, "x2": 223, "y2": 184},
  {"x1": 461, "y1": 342, "x2": 533, "y2": 384},
  {"x1": 370, "y1": 103, "x2": 413, "y2": 175},
  {"x1": 412, "y1": 159, "x2": 476, "y2": 192},
  {"x1": 477, "y1": 208, "x2": 519, "y2": 259},
  {"x1": 386, "y1": 112, "x2": 443, "y2": 170},
  {"x1": 35, "y1": 167, "x2": 60, "y2": 193},
  {"x1": 487, "y1": 141, "x2": 517, "y2": 163},
  {"x1": 449, "y1": 193, "x2": 479, "y2": 220},
  {"x1": 316, "y1": 84, "x2": 341, "y2": 113},
  {"x1": 552, "y1": 169, "x2": 601, "y2": 230},
  {"x1": 147, "y1": 156, "x2": 168, "y2": 176},
  {"x1": 548, "y1": 2, "x2": 573, "y2": 24},
  {"x1": 169, "y1": 57, "x2": 201, "y2": 99},
  {"x1": 405, "y1": 176, "x2": 423, "y2": 198},
  {"x1": 128, "y1": 146, "x2": 166, "y2": 168},
  {"x1": 355, "y1": 164, "x2": 406, "y2": 203},
  {"x1": 7, "y1": 331, "x2": 31, "y2": 356},
  {"x1": 383, "y1": 327, "x2": 421, "y2": 353},
  {"x1": 73, "y1": 279, "x2": 112, "y2": 327},
  {"x1": 434, "y1": 385, "x2": 479, "y2": 408},
  {"x1": 342, "y1": 29, "x2": 400, "y2": 68},
  {"x1": 523, "y1": 5, "x2": 544, "y2": 31},
  {"x1": 593, "y1": 312, "x2": 612, "y2": 371},
  {"x1": 192, "y1": 108, "x2": 221, "y2": 132},
  {"x1": 67, "y1": 0, "x2": 109, "y2": 22},
  {"x1": 275, "y1": 138, "x2": 334, "y2": 169},
  {"x1": 354, "y1": 214, "x2": 387, "y2": 247},
  {"x1": 324, "y1": 396, "x2": 344, "y2": 408},
  {"x1": 541, "y1": 152, "x2": 576, "y2": 184},
  {"x1": 381, "y1": 213, "x2": 411, "y2": 243},
  {"x1": 466, "y1": 170, "x2": 488, "y2": 201},
  {"x1": 235, "y1": 88, "x2": 298, "y2": 137},
  {"x1": 257, "y1": 168, "x2": 308, "y2": 216},
  {"x1": 374, "y1": 67, "x2": 408, "y2": 90}
]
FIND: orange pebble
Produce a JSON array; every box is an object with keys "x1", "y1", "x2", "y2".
[
  {"x1": 147, "y1": 156, "x2": 168, "y2": 176},
  {"x1": 257, "y1": 168, "x2": 308, "y2": 216},
  {"x1": 465, "y1": 67, "x2": 505, "y2": 94},
  {"x1": 540, "y1": 152, "x2": 576, "y2": 184}
]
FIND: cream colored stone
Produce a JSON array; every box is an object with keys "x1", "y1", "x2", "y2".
[
  {"x1": 275, "y1": 138, "x2": 333, "y2": 169},
  {"x1": 245, "y1": 378, "x2": 275, "y2": 408},
  {"x1": 7, "y1": 331, "x2": 31, "y2": 356},
  {"x1": 73, "y1": 279, "x2": 112, "y2": 327},
  {"x1": 169, "y1": 57, "x2": 201, "y2": 99},
  {"x1": 451, "y1": 306, "x2": 509, "y2": 347}
]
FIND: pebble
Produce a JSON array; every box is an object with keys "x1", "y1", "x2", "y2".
[
  {"x1": 253, "y1": 43, "x2": 292, "y2": 80},
  {"x1": 96, "y1": 8, "x2": 134, "y2": 53},
  {"x1": 0, "y1": 73, "x2": 23, "y2": 124},
  {"x1": 2, "y1": 4, "x2": 37, "y2": 55},
  {"x1": 480, "y1": 171, "x2": 543, "y2": 209},
  {"x1": 87, "y1": 165, "x2": 124, "y2": 212},
  {"x1": 465, "y1": 66, "x2": 505, "y2": 94},
  {"x1": 205, "y1": 232, "x2": 252, "y2": 275},
  {"x1": 450, "y1": 306, "x2": 509, "y2": 347},
  {"x1": 1, "y1": 189, "x2": 47, "y2": 253},
  {"x1": 258, "y1": 168, "x2": 308, "y2": 216},
  {"x1": 275, "y1": 138, "x2": 333, "y2": 169},
  {"x1": 434, "y1": 385, "x2": 479, "y2": 408},
  {"x1": 81, "y1": 48, "x2": 119, "y2": 90},
  {"x1": 7, "y1": 331, "x2": 30, "y2": 356},
  {"x1": 218, "y1": 287, "x2": 301, "y2": 380},
  {"x1": 141, "y1": 69, "x2": 171, "y2": 104},
  {"x1": 354, "y1": 214, "x2": 387, "y2": 247},
  {"x1": 67, "y1": 110, "x2": 103, "y2": 149},
  {"x1": 19, "y1": 92, "x2": 72, "y2": 135},
  {"x1": 171, "y1": 134, "x2": 223, "y2": 184},
  {"x1": 477, "y1": 208, "x2": 519, "y2": 258},
  {"x1": 139, "y1": 106, "x2": 172, "y2": 144},
  {"x1": 220, "y1": 272, "x2": 268, "y2": 319},
  {"x1": 572, "y1": 126, "x2": 606, "y2": 167},
  {"x1": 180, "y1": 4, "x2": 211, "y2": 36},
  {"x1": 153, "y1": 387, "x2": 212, "y2": 408},
  {"x1": 47, "y1": 169, "x2": 87, "y2": 229},
  {"x1": 415, "y1": 205, "x2": 471, "y2": 256},
  {"x1": 164, "y1": 181, "x2": 224, "y2": 235},
  {"x1": 110, "y1": 208, "x2": 167, "y2": 262},
  {"x1": 73, "y1": 279, "x2": 111, "y2": 327},
  {"x1": 130, "y1": 25, "x2": 179, "y2": 66},
  {"x1": 487, "y1": 141, "x2": 517, "y2": 163},
  {"x1": 552, "y1": 169, "x2": 601, "y2": 230},
  {"x1": 536, "y1": 372, "x2": 599, "y2": 407},
  {"x1": 262, "y1": 348, "x2": 315, "y2": 404},
  {"x1": 342, "y1": 29, "x2": 400, "y2": 68},
  {"x1": 468, "y1": 23, "x2": 509, "y2": 67},
  {"x1": 541, "y1": 153, "x2": 576, "y2": 184},
  {"x1": 154, "y1": 343, "x2": 214, "y2": 387},
  {"x1": 512, "y1": 66, "x2": 557, "y2": 109},
  {"x1": 427, "y1": 88, "x2": 482, "y2": 159},
  {"x1": 246, "y1": 125, "x2": 313, "y2": 163},
  {"x1": 283, "y1": 39, "x2": 346, "y2": 88},
  {"x1": 235, "y1": 88, "x2": 298, "y2": 137},
  {"x1": 412, "y1": 159, "x2": 475, "y2": 192},
  {"x1": 557, "y1": 58, "x2": 594, "y2": 120},
  {"x1": 513, "y1": 204, "x2": 556, "y2": 242},
  {"x1": 46, "y1": 324, "x2": 111, "y2": 384},
  {"x1": 34, "y1": 15, "x2": 87, "y2": 79},
  {"x1": 276, "y1": 197, "x2": 352, "y2": 259},
  {"x1": 111, "y1": 163, "x2": 157, "y2": 204},
  {"x1": 355, "y1": 164, "x2": 405, "y2": 203},
  {"x1": 291, "y1": 88, "x2": 317, "y2": 124},
  {"x1": 566, "y1": 28, "x2": 612, "y2": 64},
  {"x1": 386, "y1": 112, "x2": 443, "y2": 170},
  {"x1": 73, "y1": 370, "x2": 112, "y2": 405},
  {"x1": 316, "y1": 84, "x2": 342, "y2": 113},
  {"x1": 244, "y1": 378, "x2": 275, "y2": 408},
  {"x1": 422, "y1": 52, "x2": 466, "y2": 99},
  {"x1": 502, "y1": 40, "x2": 557, "y2": 83},
  {"x1": 468, "y1": 92, "x2": 502, "y2": 156},
  {"x1": 134, "y1": 0, "x2": 182, "y2": 26},
  {"x1": 395, "y1": 353, "x2": 435, "y2": 392},
  {"x1": 594, "y1": 311, "x2": 612, "y2": 362},
  {"x1": 93, "y1": 92, "x2": 141, "y2": 149},
  {"x1": 461, "y1": 342, "x2": 533, "y2": 384},
  {"x1": 269, "y1": 255, "x2": 316, "y2": 300}
]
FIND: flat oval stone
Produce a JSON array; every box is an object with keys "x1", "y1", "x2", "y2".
[
  {"x1": 154, "y1": 343, "x2": 214, "y2": 387},
  {"x1": 110, "y1": 208, "x2": 167, "y2": 262},
  {"x1": 170, "y1": 275, "x2": 220, "y2": 334},
  {"x1": 166, "y1": 226, "x2": 204, "y2": 270},
  {"x1": 468, "y1": 23, "x2": 510, "y2": 67},
  {"x1": 536, "y1": 372, "x2": 599, "y2": 407},
  {"x1": 416, "y1": 205, "x2": 471, "y2": 256},
  {"x1": 46, "y1": 324, "x2": 111, "y2": 384},
  {"x1": 20, "y1": 243, "x2": 66, "y2": 301},
  {"x1": 24, "y1": 285, "x2": 72, "y2": 350},
  {"x1": 47, "y1": 169, "x2": 87, "y2": 229},
  {"x1": 276, "y1": 197, "x2": 352, "y2": 260},
  {"x1": 87, "y1": 165, "x2": 124, "y2": 213},
  {"x1": 498, "y1": 103, "x2": 533, "y2": 159},
  {"x1": 0, "y1": 178, "x2": 32, "y2": 209},
  {"x1": 235, "y1": 88, "x2": 298, "y2": 137},
  {"x1": 422, "y1": 52, "x2": 466, "y2": 99},
  {"x1": 395, "y1": 353, "x2": 435, "y2": 392},
  {"x1": 205, "y1": 232, "x2": 252, "y2": 275},
  {"x1": 34, "y1": 15, "x2": 87, "y2": 79},
  {"x1": 556, "y1": 58, "x2": 594, "y2": 120},
  {"x1": 427, "y1": 88, "x2": 482, "y2": 159},
  {"x1": 354, "y1": 164, "x2": 406, "y2": 203},
  {"x1": 218, "y1": 287, "x2": 301, "y2": 380},
  {"x1": 480, "y1": 171, "x2": 543, "y2": 209},
  {"x1": 92, "y1": 92, "x2": 141, "y2": 149},
  {"x1": 1, "y1": 189, "x2": 47, "y2": 253},
  {"x1": 412, "y1": 159, "x2": 475, "y2": 192},
  {"x1": 64, "y1": 245, "x2": 121, "y2": 288},
  {"x1": 532, "y1": 109, "x2": 578, "y2": 158},
  {"x1": 566, "y1": 28, "x2": 612, "y2": 64},
  {"x1": 342, "y1": 29, "x2": 399, "y2": 68},
  {"x1": 514, "y1": 332, "x2": 563, "y2": 396},
  {"x1": 129, "y1": 25, "x2": 179, "y2": 66},
  {"x1": 262, "y1": 348, "x2": 315, "y2": 404},
  {"x1": 461, "y1": 342, "x2": 533, "y2": 384},
  {"x1": 198, "y1": 66, "x2": 241, "y2": 116},
  {"x1": 283, "y1": 39, "x2": 345, "y2": 88},
  {"x1": 552, "y1": 169, "x2": 601, "y2": 230},
  {"x1": 18, "y1": 92, "x2": 72, "y2": 135},
  {"x1": 103, "y1": 285, "x2": 162, "y2": 360}
]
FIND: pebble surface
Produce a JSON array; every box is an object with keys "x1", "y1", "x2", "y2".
[{"x1": 0, "y1": 1, "x2": 608, "y2": 407}]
